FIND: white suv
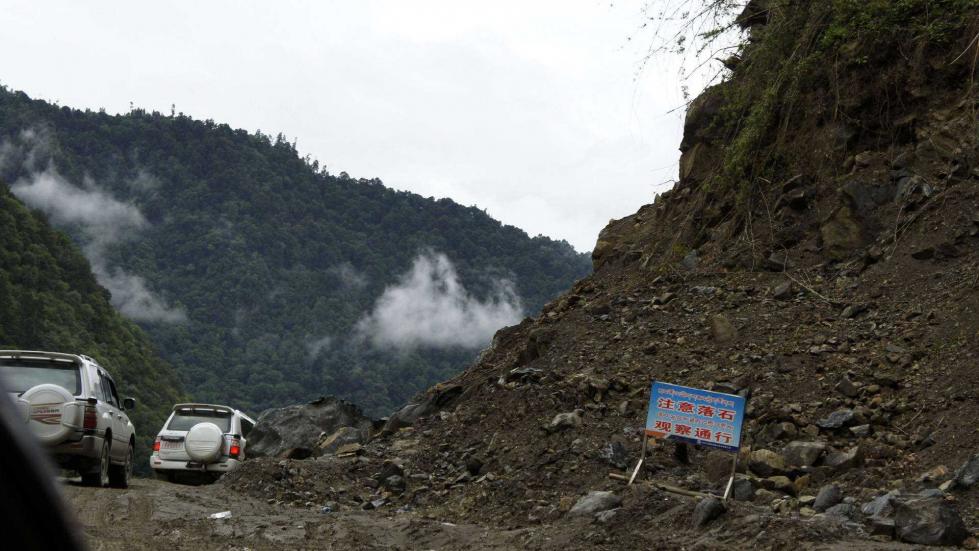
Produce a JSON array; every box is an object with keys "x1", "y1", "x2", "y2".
[
  {"x1": 0, "y1": 350, "x2": 137, "y2": 487},
  {"x1": 150, "y1": 403, "x2": 255, "y2": 482}
]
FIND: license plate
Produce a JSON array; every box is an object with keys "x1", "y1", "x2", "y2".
[{"x1": 163, "y1": 441, "x2": 181, "y2": 449}]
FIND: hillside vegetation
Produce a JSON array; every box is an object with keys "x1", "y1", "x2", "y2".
[
  {"x1": 0, "y1": 89, "x2": 592, "y2": 415},
  {"x1": 0, "y1": 184, "x2": 184, "y2": 464}
]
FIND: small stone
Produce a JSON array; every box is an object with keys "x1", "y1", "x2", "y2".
[
  {"x1": 835, "y1": 377, "x2": 859, "y2": 398},
  {"x1": 383, "y1": 475, "x2": 406, "y2": 493},
  {"x1": 813, "y1": 484, "x2": 843, "y2": 512},
  {"x1": 772, "y1": 281, "x2": 793, "y2": 300},
  {"x1": 595, "y1": 509, "x2": 617, "y2": 523},
  {"x1": 732, "y1": 478, "x2": 755, "y2": 501},
  {"x1": 953, "y1": 453, "x2": 979, "y2": 488},
  {"x1": 765, "y1": 251, "x2": 795, "y2": 271},
  {"x1": 568, "y1": 491, "x2": 622, "y2": 517},
  {"x1": 782, "y1": 441, "x2": 827, "y2": 467},
  {"x1": 917, "y1": 465, "x2": 950, "y2": 484},
  {"x1": 849, "y1": 424, "x2": 872, "y2": 437},
  {"x1": 823, "y1": 446, "x2": 864, "y2": 471},
  {"x1": 841, "y1": 304, "x2": 867, "y2": 319},
  {"x1": 817, "y1": 409, "x2": 856, "y2": 430},
  {"x1": 653, "y1": 292, "x2": 675, "y2": 305},
  {"x1": 547, "y1": 410, "x2": 583, "y2": 432},
  {"x1": 862, "y1": 491, "x2": 899, "y2": 518},
  {"x1": 600, "y1": 441, "x2": 629, "y2": 471},
  {"x1": 854, "y1": 151, "x2": 875, "y2": 167},
  {"x1": 823, "y1": 503, "x2": 859, "y2": 519},
  {"x1": 761, "y1": 476, "x2": 795, "y2": 496},
  {"x1": 748, "y1": 449, "x2": 786, "y2": 477},
  {"x1": 692, "y1": 497, "x2": 726, "y2": 528}
]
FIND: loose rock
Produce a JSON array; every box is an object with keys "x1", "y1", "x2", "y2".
[
  {"x1": 894, "y1": 496, "x2": 968, "y2": 546},
  {"x1": 568, "y1": 491, "x2": 622, "y2": 517},
  {"x1": 748, "y1": 449, "x2": 786, "y2": 477},
  {"x1": 813, "y1": 484, "x2": 843, "y2": 512},
  {"x1": 953, "y1": 453, "x2": 979, "y2": 488},
  {"x1": 783, "y1": 441, "x2": 826, "y2": 467},
  {"x1": 692, "y1": 497, "x2": 726, "y2": 528}
]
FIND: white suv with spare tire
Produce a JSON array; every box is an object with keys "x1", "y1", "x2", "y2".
[
  {"x1": 0, "y1": 350, "x2": 137, "y2": 488},
  {"x1": 150, "y1": 403, "x2": 254, "y2": 481}
]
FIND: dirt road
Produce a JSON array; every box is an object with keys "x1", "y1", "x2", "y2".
[{"x1": 60, "y1": 476, "x2": 539, "y2": 550}]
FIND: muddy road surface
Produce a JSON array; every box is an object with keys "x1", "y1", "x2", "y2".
[{"x1": 60, "y1": 477, "x2": 544, "y2": 550}]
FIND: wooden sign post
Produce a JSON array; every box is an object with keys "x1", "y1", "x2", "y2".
[{"x1": 630, "y1": 381, "x2": 746, "y2": 501}]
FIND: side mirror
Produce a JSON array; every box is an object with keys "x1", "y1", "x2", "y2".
[{"x1": 123, "y1": 397, "x2": 136, "y2": 410}]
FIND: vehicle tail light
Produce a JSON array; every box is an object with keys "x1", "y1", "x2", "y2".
[
  {"x1": 229, "y1": 438, "x2": 241, "y2": 458},
  {"x1": 83, "y1": 405, "x2": 97, "y2": 430},
  {"x1": 153, "y1": 437, "x2": 161, "y2": 453}
]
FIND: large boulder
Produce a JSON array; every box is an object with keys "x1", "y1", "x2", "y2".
[
  {"x1": 893, "y1": 496, "x2": 968, "y2": 546},
  {"x1": 248, "y1": 396, "x2": 373, "y2": 459}
]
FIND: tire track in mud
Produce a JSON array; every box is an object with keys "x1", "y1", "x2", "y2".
[{"x1": 59, "y1": 477, "x2": 537, "y2": 550}]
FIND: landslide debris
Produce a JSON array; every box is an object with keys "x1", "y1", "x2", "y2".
[
  {"x1": 224, "y1": 1, "x2": 979, "y2": 548},
  {"x1": 247, "y1": 396, "x2": 374, "y2": 459}
]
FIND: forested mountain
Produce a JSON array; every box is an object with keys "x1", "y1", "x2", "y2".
[
  {"x1": 0, "y1": 184, "x2": 184, "y2": 462},
  {"x1": 0, "y1": 87, "x2": 591, "y2": 416}
]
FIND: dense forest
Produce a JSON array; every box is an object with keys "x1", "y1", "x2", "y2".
[
  {"x1": 0, "y1": 184, "x2": 184, "y2": 464},
  {"x1": 0, "y1": 87, "x2": 591, "y2": 416}
]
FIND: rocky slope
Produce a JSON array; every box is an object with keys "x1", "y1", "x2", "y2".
[{"x1": 221, "y1": 2, "x2": 979, "y2": 548}]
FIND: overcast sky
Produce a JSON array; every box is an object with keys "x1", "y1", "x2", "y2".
[{"x1": 0, "y1": 1, "x2": 702, "y2": 252}]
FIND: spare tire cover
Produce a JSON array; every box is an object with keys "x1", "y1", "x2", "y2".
[
  {"x1": 185, "y1": 422, "x2": 224, "y2": 463},
  {"x1": 21, "y1": 384, "x2": 74, "y2": 445}
]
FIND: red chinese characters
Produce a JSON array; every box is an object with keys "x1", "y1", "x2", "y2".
[
  {"x1": 674, "y1": 424, "x2": 692, "y2": 436},
  {"x1": 718, "y1": 409, "x2": 736, "y2": 421},
  {"x1": 696, "y1": 405, "x2": 715, "y2": 417},
  {"x1": 654, "y1": 421, "x2": 672, "y2": 432},
  {"x1": 657, "y1": 398, "x2": 675, "y2": 410},
  {"x1": 714, "y1": 431, "x2": 733, "y2": 444}
]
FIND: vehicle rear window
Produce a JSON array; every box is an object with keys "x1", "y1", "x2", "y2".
[
  {"x1": 167, "y1": 410, "x2": 232, "y2": 432},
  {"x1": 0, "y1": 358, "x2": 81, "y2": 395}
]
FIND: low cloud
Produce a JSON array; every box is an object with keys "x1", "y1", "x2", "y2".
[
  {"x1": 11, "y1": 167, "x2": 147, "y2": 245},
  {"x1": 9, "y1": 163, "x2": 186, "y2": 323},
  {"x1": 329, "y1": 262, "x2": 368, "y2": 290},
  {"x1": 305, "y1": 335, "x2": 334, "y2": 362},
  {"x1": 355, "y1": 251, "x2": 522, "y2": 350},
  {"x1": 94, "y1": 266, "x2": 188, "y2": 323}
]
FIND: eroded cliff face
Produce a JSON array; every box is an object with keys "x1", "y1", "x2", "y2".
[
  {"x1": 594, "y1": 1, "x2": 978, "y2": 277},
  {"x1": 223, "y1": 3, "x2": 979, "y2": 548}
]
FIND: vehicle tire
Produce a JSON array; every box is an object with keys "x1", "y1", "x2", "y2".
[
  {"x1": 184, "y1": 422, "x2": 223, "y2": 463},
  {"x1": 81, "y1": 439, "x2": 110, "y2": 487},
  {"x1": 108, "y1": 444, "x2": 133, "y2": 488}
]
